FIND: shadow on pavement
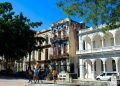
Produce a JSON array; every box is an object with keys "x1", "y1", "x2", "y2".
[{"x1": 0, "y1": 70, "x2": 28, "y2": 80}]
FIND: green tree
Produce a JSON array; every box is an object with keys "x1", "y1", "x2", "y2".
[
  {"x1": 0, "y1": 2, "x2": 45, "y2": 69},
  {"x1": 57, "y1": 0, "x2": 120, "y2": 30}
]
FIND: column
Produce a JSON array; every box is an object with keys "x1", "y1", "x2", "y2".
[
  {"x1": 67, "y1": 60, "x2": 70, "y2": 72},
  {"x1": 113, "y1": 34, "x2": 116, "y2": 46},
  {"x1": 79, "y1": 59, "x2": 84, "y2": 79},
  {"x1": 92, "y1": 61, "x2": 95, "y2": 80},
  {"x1": 91, "y1": 39, "x2": 93, "y2": 50},
  {"x1": 101, "y1": 37, "x2": 104, "y2": 48},
  {"x1": 17, "y1": 63, "x2": 19, "y2": 72},
  {"x1": 103, "y1": 60, "x2": 106, "y2": 72},
  {"x1": 14, "y1": 62, "x2": 17, "y2": 72},
  {"x1": 61, "y1": 61, "x2": 64, "y2": 71},
  {"x1": 22, "y1": 62, "x2": 25, "y2": 71},
  {"x1": 79, "y1": 34, "x2": 82, "y2": 51},
  {"x1": 55, "y1": 61, "x2": 58, "y2": 71},
  {"x1": 20, "y1": 63, "x2": 21, "y2": 71},
  {"x1": 115, "y1": 59, "x2": 118, "y2": 73}
]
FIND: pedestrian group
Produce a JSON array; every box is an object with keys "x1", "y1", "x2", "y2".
[{"x1": 27, "y1": 65, "x2": 57, "y2": 84}]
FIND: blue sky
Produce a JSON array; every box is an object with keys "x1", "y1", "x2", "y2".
[{"x1": 0, "y1": 0, "x2": 82, "y2": 31}]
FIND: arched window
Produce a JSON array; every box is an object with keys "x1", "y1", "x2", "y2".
[
  {"x1": 83, "y1": 40, "x2": 85, "y2": 50},
  {"x1": 112, "y1": 60, "x2": 116, "y2": 71},
  {"x1": 46, "y1": 35, "x2": 48, "y2": 44},
  {"x1": 63, "y1": 43, "x2": 67, "y2": 53},
  {"x1": 39, "y1": 50, "x2": 41, "y2": 60},
  {"x1": 63, "y1": 26, "x2": 66, "y2": 38},
  {"x1": 45, "y1": 49, "x2": 48, "y2": 60}
]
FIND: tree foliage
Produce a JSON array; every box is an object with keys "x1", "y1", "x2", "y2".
[
  {"x1": 0, "y1": 2, "x2": 44, "y2": 62},
  {"x1": 57, "y1": 0, "x2": 120, "y2": 30}
]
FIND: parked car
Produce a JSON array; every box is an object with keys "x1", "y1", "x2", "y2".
[{"x1": 96, "y1": 72, "x2": 119, "y2": 81}]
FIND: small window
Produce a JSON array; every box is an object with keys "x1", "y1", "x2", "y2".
[
  {"x1": 107, "y1": 73, "x2": 112, "y2": 76},
  {"x1": 101, "y1": 73, "x2": 105, "y2": 76}
]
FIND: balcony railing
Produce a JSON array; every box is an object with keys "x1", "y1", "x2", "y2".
[
  {"x1": 49, "y1": 53, "x2": 69, "y2": 60},
  {"x1": 76, "y1": 45, "x2": 120, "y2": 54}
]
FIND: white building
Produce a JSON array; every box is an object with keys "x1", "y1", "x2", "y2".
[{"x1": 76, "y1": 26, "x2": 120, "y2": 80}]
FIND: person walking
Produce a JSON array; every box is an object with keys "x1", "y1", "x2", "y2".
[
  {"x1": 33, "y1": 67, "x2": 39, "y2": 83},
  {"x1": 52, "y1": 68, "x2": 57, "y2": 83},
  {"x1": 28, "y1": 68, "x2": 33, "y2": 83},
  {"x1": 38, "y1": 67, "x2": 43, "y2": 83}
]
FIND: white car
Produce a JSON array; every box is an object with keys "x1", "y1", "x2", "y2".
[{"x1": 96, "y1": 72, "x2": 119, "y2": 81}]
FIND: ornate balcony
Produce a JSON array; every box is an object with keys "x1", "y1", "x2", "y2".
[
  {"x1": 62, "y1": 53, "x2": 69, "y2": 59},
  {"x1": 49, "y1": 53, "x2": 69, "y2": 60}
]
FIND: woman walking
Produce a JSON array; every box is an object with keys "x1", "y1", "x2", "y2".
[{"x1": 52, "y1": 68, "x2": 57, "y2": 83}]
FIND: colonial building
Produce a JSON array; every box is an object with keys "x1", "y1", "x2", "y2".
[
  {"x1": 13, "y1": 18, "x2": 86, "y2": 75},
  {"x1": 36, "y1": 30, "x2": 52, "y2": 68},
  {"x1": 20, "y1": 30, "x2": 52, "y2": 71},
  {"x1": 50, "y1": 18, "x2": 86, "y2": 76},
  {"x1": 76, "y1": 26, "x2": 120, "y2": 80}
]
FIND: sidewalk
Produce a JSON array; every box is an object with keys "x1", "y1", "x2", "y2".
[
  {"x1": 28, "y1": 80, "x2": 83, "y2": 86},
  {"x1": 0, "y1": 78, "x2": 80, "y2": 86},
  {"x1": 0, "y1": 79, "x2": 28, "y2": 86}
]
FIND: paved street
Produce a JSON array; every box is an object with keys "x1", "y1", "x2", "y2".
[
  {"x1": 0, "y1": 79, "x2": 75, "y2": 86},
  {"x1": 28, "y1": 83, "x2": 70, "y2": 86},
  {"x1": 0, "y1": 79, "x2": 28, "y2": 86}
]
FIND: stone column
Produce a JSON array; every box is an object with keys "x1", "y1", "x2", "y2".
[
  {"x1": 20, "y1": 63, "x2": 22, "y2": 71},
  {"x1": 101, "y1": 37, "x2": 104, "y2": 48},
  {"x1": 17, "y1": 63, "x2": 19, "y2": 72},
  {"x1": 22, "y1": 62, "x2": 25, "y2": 71},
  {"x1": 115, "y1": 59, "x2": 118, "y2": 73},
  {"x1": 92, "y1": 61, "x2": 95, "y2": 80},
  {"x1": 61, "y1": 61, "x2": 64, "y2": 71},
  {"x1": 92, "y1": 63, "x2": 95, "y2": 80},
  {"x1": 113, "y1": 34, "x2": 116, "y2": 46},
  {"x1": 103, "y1": 60, "x2": 106, "y2": 72},
  {"x1": 79, "y1": 59, "x2": 84, "y2": 79},
  {"x1": 91, "y1": 39, "x2": 93, "y2": 50},
  {"x1": 14, "y1": 61, "x2": 17, "y2": 72},
  {"x1": 55, "y1": 61, "x2": 58, "y2": 70},
  {"x1": 67, "y1": 60, "x2": 70, "y2": 72}
]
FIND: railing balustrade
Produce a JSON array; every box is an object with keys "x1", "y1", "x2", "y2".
[{"x1": 77, "y1": 45, "x2": 120, "y2": 54}]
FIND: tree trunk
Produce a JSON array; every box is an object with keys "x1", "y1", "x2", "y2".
[
  {"x1": 5, "y1": 59, "x2": 8, "y2": 70},
  {"x1": 28, "y1": 52, "x2": 31, "y2": 69}
]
